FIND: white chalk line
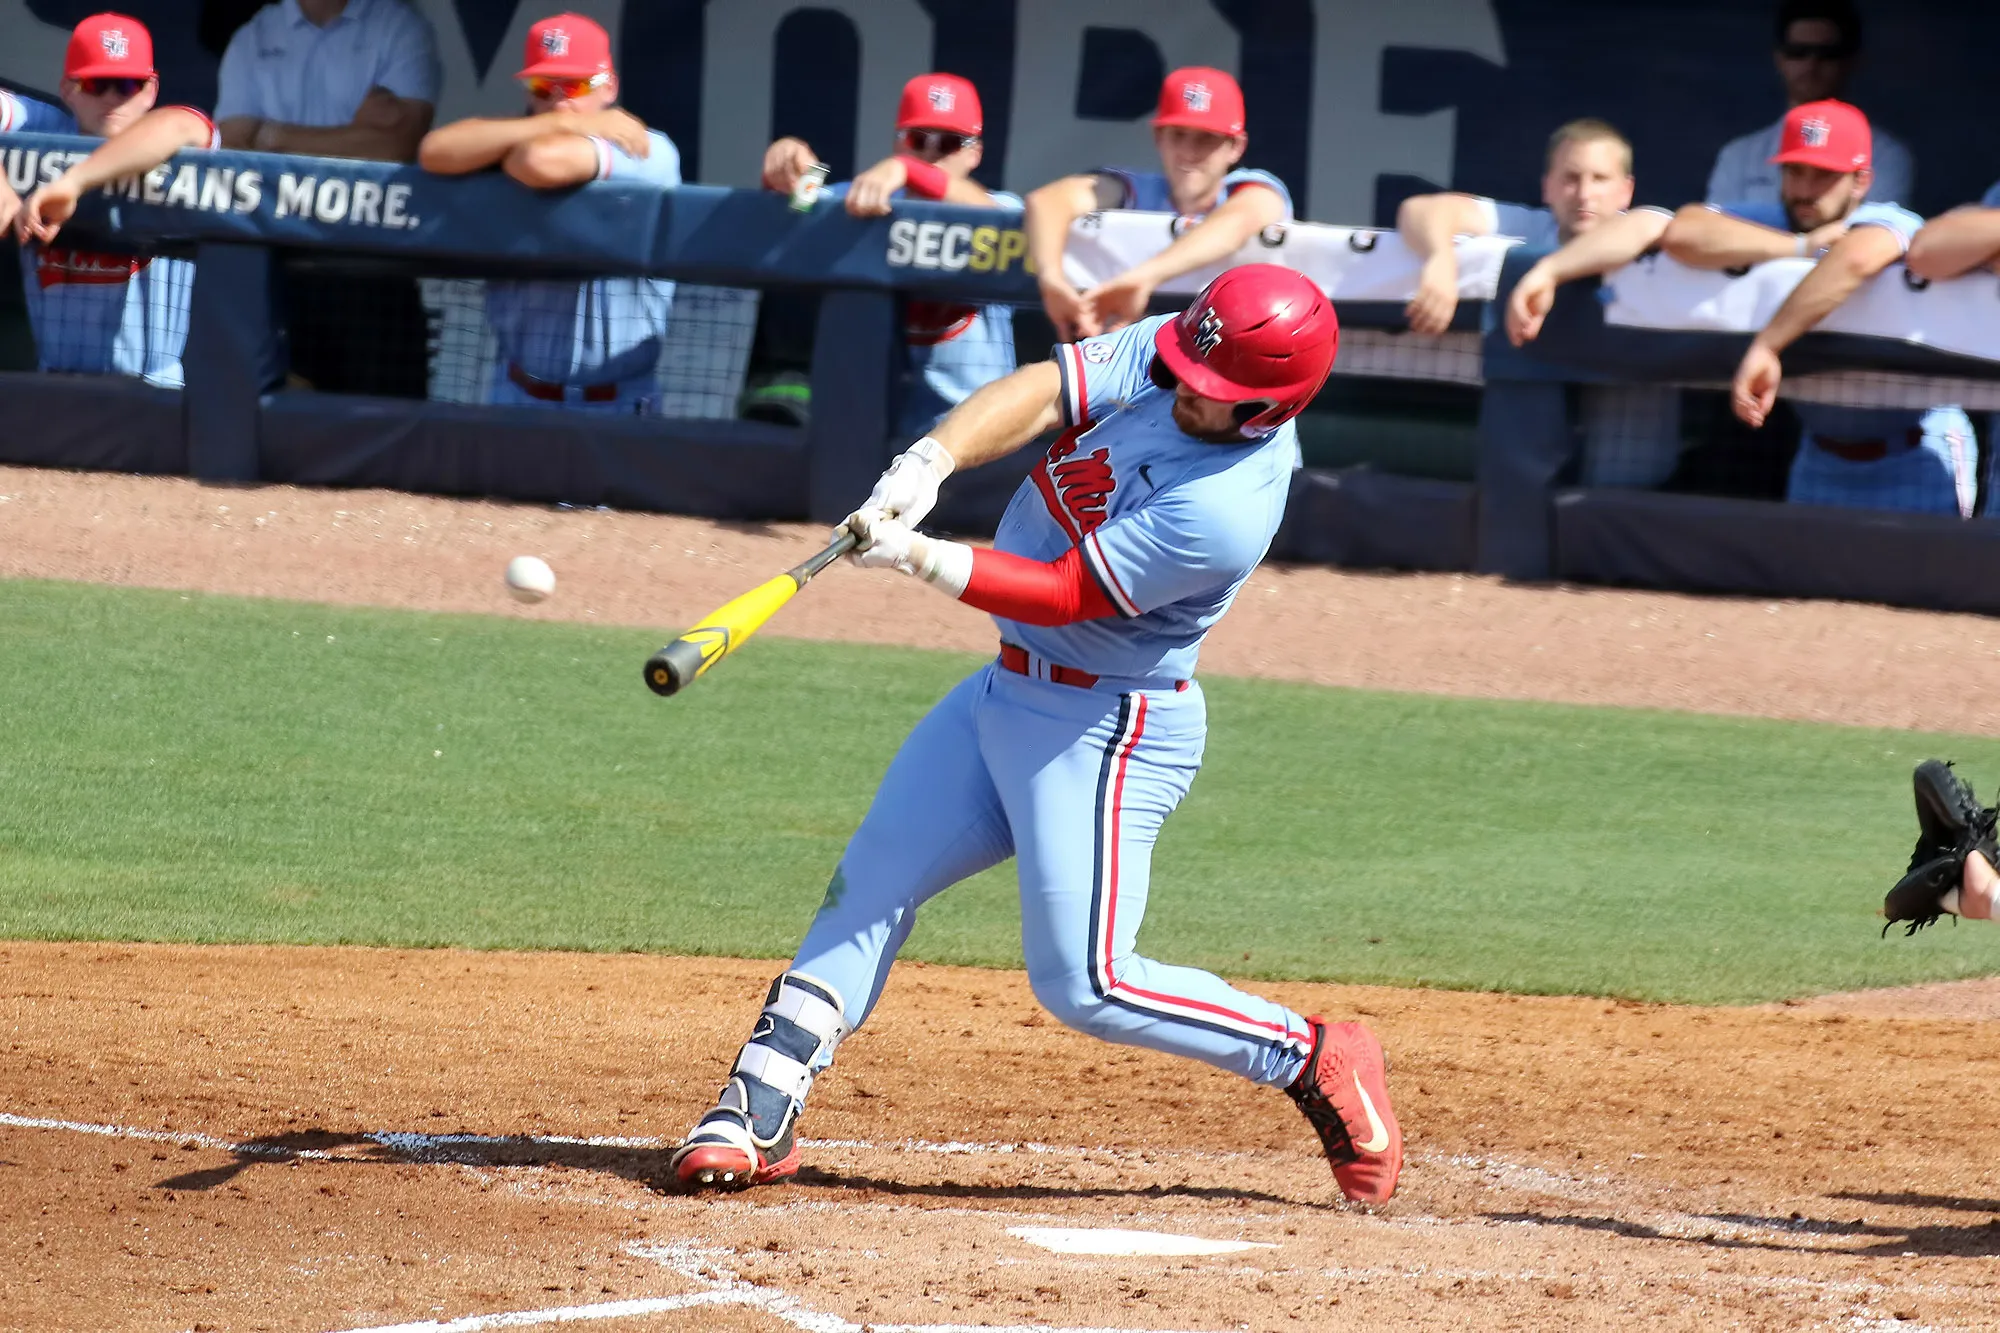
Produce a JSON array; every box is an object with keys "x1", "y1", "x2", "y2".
[
  {"x1": 0, "y1": 1110, "x2": 1240, "y2": 1167},
  {"x1": 321, "y1": 1239, "x2": 1235, "y2": 1333}
]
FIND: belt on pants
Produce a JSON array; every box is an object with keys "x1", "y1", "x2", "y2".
[
  {"x1": 507, "y1": 362, "x2": 619, "y2": 403},
  {"x1": 997, "y1": 641, "x2": 1188, "y2": 692},
  {"x1": 1813, "y1": 428, "x2": 1922, "y2": 463}
]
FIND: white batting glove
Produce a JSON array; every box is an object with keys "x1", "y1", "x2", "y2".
[
  {"x1": 845, "y1": 509, "x2": 971, "y2": 596},
  {"x1": 840, "y1": 436, "x2": 955, "y2": 538},
  {"x1": 846, "y1": 509, "x2": 917, "y2": 572}
]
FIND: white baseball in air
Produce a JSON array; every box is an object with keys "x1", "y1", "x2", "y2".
[{"x1": 505, "y1": 555, "x2": 555, "y2": 603}]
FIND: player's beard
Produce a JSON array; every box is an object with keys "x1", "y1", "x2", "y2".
[{"x1": 1171, "y1": 396, "x2": 1251, "y2": 444}]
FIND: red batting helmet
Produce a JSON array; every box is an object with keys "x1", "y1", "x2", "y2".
[{"x1": 1151, "y1": 264, "x2": 1338, "y2": 436}]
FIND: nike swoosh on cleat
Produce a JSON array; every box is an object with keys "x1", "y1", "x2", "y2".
[{"x1": 1352, "y1": 1072, "x2": 1390, "y2": 1153}]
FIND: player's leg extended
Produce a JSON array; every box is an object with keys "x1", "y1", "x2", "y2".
[
  {"x1": 982, "y1": 675, "x2": 1308, "y2": 1081},
  {"x1": 674, "y1": 667, "x2": 1014, "y2": 1190},
  {"x1": 983, "y1": 672, "x2": 1401, "y2": 1203}
]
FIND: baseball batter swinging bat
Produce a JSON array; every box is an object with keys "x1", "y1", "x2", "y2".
[{"x1": 643, "y1": 531, "x2": 858, "y2": 697}]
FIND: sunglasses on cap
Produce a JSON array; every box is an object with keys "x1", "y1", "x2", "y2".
[
  {"x1": 899, "y1": 128, "x2": 976, "y2": 156},
  {"x1": 1777, "y1": 40, "x2": 1853, "y2": 61},
  {"x1": 522, "y1": 72, "x2": 609, "y2": 100},
  {"x1": 76, "y1": 77, "x2": 147, "y2": 98}
]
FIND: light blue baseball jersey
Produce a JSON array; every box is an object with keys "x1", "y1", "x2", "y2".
[
  {"x1": 988, "y1": 314, "x2": 1294, "y2": 683},
  {"x1": 214, "y1": 0, "x2": 440, "y2": 126},
  {"x1": 0, "y1": 88, "x2": 76, "y2": 133},
  {"x1": 1720, "y1": 198, "x2": 1959, "y2": 443},
  {"x1": 827, "y1": 180, "x2": 1020, "y2": 435},
  {"x1": 484, "y1": 129, "x2": 680, "y2": 388},
  {"x1": 1096, "y1": 166, "x2": 1293, "y2": 220},
  {"x1": 6, "y1": 93, "x2": 211, "y2": 388},
  {"x1": 1719, "y1": 198, "x2": 1975, "y2": 514}
]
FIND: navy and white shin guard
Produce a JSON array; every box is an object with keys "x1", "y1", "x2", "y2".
[{"x1": 673, "y1": 970, "x2": 850, "y2": 1189}]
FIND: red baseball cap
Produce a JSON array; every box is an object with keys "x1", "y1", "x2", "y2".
[
  {"x1": 1153, "y1": 66, "x2": 1245, "y2": 137},
  {"x1": 1769, "y1": 99, "x2": 1871, "y2": 174},
  {"x1": 896, "y1": 73, "x2": 982, "y2": 137},
  {"x1": 519, "y1": 13, "x2": 613, "y2": 79},
  {"x1": 66, "y1": 13, "x2": 154, "y2": 81}
]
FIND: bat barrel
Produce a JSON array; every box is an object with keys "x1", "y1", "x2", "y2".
[{"x1": 643, "y1": 638, "x2": 710, "y2": 697}]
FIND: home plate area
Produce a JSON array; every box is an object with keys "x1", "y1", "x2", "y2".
[{"x1": 4, "y1": 946, "x2": 1998, "y2": 1331}]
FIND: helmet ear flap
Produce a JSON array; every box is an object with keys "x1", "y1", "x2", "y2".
[{"x1": 1148, "y1": 355, "x2": 1177, "y2": 391}]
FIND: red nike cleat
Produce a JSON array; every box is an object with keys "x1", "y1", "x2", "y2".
[
  {"x1": 672, "y1": 1122, "x2": 800, "y2": 1192},
  {"x1": 1286, "y1": 1017, "x2": 1402, "y2": 1204}
]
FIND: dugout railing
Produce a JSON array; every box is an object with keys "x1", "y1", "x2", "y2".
[{"x1": 5, "y1": 132, "x2": 2000, "y2": 616}]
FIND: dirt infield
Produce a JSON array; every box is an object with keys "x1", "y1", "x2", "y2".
[
  {"x1": 7, "y1": 943, "x2": 2000, "y2": 1333},
  {"x1": 7, "y1": 464, "x2": 2000, "y2": 1330}
]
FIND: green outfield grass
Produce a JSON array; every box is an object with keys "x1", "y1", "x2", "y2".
[{"x1": 3, "y1": 577, "x2": 1997, "y2": 1005}]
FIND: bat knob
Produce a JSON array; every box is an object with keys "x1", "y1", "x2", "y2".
[
  {"x1": 643, "y1": 638, "x2": 711, "y2": 698},
  {"x1": 644, "y1": 654, "x2": 680, "y2": 697}
]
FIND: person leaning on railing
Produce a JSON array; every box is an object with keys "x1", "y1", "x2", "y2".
[
  {"x1": 1023, "y1": 67, "x2": 1291, "y2": 340},
  {"x1": 2, "y1": 13, "x2": 219, "y2": 390},
  {"x1": 1397, "y1": 118, "x2": 1681, "y2": 489},
  {"x1": 1905, "y1": 182, "x2": 2000, "y2": 517},
  {"x1": 1681, "y1": 101, "x2": 1975, "y2": 518},
  {"x1": 417, "y1": 14, "x2": 678, "y2": 414},
  {"x1": 211, "y1": 0, "x2": 441, "y2": 400},
  {"x1": 761, "y1": 73, "x2": 1018, "y2": 439}
]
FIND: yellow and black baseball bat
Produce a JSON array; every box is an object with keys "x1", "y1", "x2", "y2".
[{"x1": 643, "y1": 531, "x2": 858, "y2": 697}]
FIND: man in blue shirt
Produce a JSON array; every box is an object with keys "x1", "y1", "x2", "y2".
[
  {"x1": 213, "y1": 0, "x2": 438, "y2": 160},
  {"x1": 1905, "y1": 183, "x2": 2000, "y2": 513},
  {"x1": 1, "y1": 13, "x2": 217, "y2": 389},
  {"x1": 672, "y1": 265, "x2": 1405, "y2": 1209},
  {"x1": 1024, "y1": 67, "x2": 1291, "y2": 340},
  {"x1": 1398, "y1": 119, "x2": 1685, "y2": 488},
  {"x1": 1705, "y1": 1, "x2": 1912, "y2": 215},
  {"x1": 213, "y1": 0, "x2": 441, "y2": 399},
  {"x1": 418, "y1": 14, "x2": 678, "y2": 412},
  {"x1": 761, "y1": 73, "x2": 1016, "y2": 438},
  {"x1": 1667, "y1": 100, "x2": 1976, "y2": 516}
]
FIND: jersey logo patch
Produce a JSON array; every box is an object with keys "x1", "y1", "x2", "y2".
[
  {"x1": 1193, "y1": 307, "x2": 1223, "y2": 356},
  {"x1": 1033, "y1": 429, "x2": 1117, "y2": 539}
]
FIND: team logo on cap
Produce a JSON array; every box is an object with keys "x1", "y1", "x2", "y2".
[
  {"x1": 1183, "y1": 82, "x2": 1212, "y2": 113},
  {"x1": 928, "y1": 84, "x2": 955, "y2": 113},
  {"x1": 1800, "y1": 117, "x2": 1830, "y2": 147},
  {"x1": 541, "y1": 28, "x2": 570, "y2": 56},
  {"x1": 101, "y1": 29, "x2": 129, "y2": 60},
  {"x1": 1193, "y1": 306, "x2": 1224, "y2": 356}
]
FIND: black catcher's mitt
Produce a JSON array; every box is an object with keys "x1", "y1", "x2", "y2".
[{"x1": 1884, "y1": 760, "x2": 1998, "y2": 936}]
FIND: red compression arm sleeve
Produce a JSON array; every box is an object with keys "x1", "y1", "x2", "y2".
[
  {"x1": 899, "y1": 155, "x2": 949, "y2": 199},
  {"x1": 957, "y1": 546, "x2": 1116, "y2": 626}
]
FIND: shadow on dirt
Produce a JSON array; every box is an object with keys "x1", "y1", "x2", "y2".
[
  {"x1": 152, "y1": 1129, "x2": 681, "y2": 1193},
  {"x1": 1831, "y1": 1190, "x2": 2000, "y2": 1216},
  {"x1": 792, "y1": 1165, "x2": 1312, "y2": 1209},
  {"x1": 149, "y1": 1127, "x2": 1312, "y2": 1211},
  {"x1": 1483, "y1": 1208, "x2": 2000, "y2": 1259}
]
